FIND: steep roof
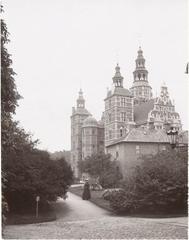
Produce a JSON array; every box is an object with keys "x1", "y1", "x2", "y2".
[
  {"x1": 107, "y1": 128, "x2": 170, "y2": 146},
  {"x1": 124, "y1": 128, "x2": 169, "y2": 143},
  {"x1": 134, "y1": 99, "x2": 155, "y2": 125},
  {"x1": 178, "y1": 131, "x2": 188, "y2": 145},
  {"x1": 106, "y1": 87, "x2": 132, "y2": 99}
]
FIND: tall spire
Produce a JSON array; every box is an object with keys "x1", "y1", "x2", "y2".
[
  {"x1": 112, "y1": 63, "x2": 124, "y2": 87},
  {"x1": 134, "y1": 46, "x2": 148, "y2": 80},
  {"x1": 77, "y1": 88, "x2": 85, "y2": 108},
  {"x1": 130, "y1": 47, "x2": 152, "y2": 105}
]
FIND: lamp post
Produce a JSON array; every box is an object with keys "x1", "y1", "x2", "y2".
[{"x1": 166, "y1": 127, "x2": 178, "y2": 149}]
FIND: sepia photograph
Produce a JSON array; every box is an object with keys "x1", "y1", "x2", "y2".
[{"x1": 1, "y1": 0, "x2": 188, "y2": 239}]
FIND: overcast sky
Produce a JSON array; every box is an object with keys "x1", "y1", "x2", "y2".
[{"x1": 3, "y1": 0, "x2": 188, "y2": 152}]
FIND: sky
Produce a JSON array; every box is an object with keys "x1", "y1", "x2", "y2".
[{"x1": 3, "y1": 0, "x2": 188, "y2": 152}]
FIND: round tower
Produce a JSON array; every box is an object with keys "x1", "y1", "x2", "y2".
[{"x1": 82, "y1": 116, "x2": 98, "y2": 160}]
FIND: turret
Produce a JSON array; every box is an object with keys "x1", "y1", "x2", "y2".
[
  {"x1": 112, "y1": 63, "x2": 124, "y2": 87},
  {"x1": 77, "y1": 89, "x2": 85, "y2": 108},
  {"x1": 130, "y1": 47, "x2": 152, "y2": 105}
]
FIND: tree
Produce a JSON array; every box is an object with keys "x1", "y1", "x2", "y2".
[
  {"x1": 4, "y1": 149, "x2": 73, "y2": 212},
  {"x1": 1, "y1": 7, "x2": 21, "y2": 155},
  {"x1": 109, "y1": 149, "x2": 188, "y2": 214},
  {"x1": 1, "y1": 9, "x2": 73, "y2": 214},
  {"x1": 1, "y1": 6, "x2": 22, "y2": 226},
  {"x1": 78, "y1": 153, "x2": 122, "y2": 188}
]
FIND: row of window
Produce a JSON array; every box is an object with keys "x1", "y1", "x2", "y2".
[
  {"x1": 107, "y1": 98, "x2": 132, "y2": 108},
  {"x1": 133, "y1": 90, "x2": 150, "y2": 96},
  {"x1": 107, "y1": 112, "x2": 132, "y2": 123},
  {"x1": 110, "y1": 145, "x2": 167, "y2": 160},
  {"x1": 134, "y1": 74, "x2": 147, "y2": 80}
]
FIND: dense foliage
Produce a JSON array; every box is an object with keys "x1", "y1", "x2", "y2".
[
  {"x1": 1, "y1": 8, "x2": 21, "y2": 227},
  {"x1": 1, "y1": 10, "x2": 73, "y2": 214},
  {"x1": 78, "y1": 153, "x2": 123, "y2": 188},
  {"x1": 4, "y1": 151, "x2": 73, "y2": 212},
  {"x1": 109, "y1": 149, "x2": 188, "y2": 214}
]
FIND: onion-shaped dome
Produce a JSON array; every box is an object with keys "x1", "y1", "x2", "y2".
[{"x1": 83, "y1": 116, "x2": 98, "y2": 127}]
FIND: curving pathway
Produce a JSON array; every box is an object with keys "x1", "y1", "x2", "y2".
[
  {"x1": 4, "y1": 192, "x2": 188, "y2": 239},
  {"x1": 52, "y1": 192, "x2": 112, "y2": 222}
]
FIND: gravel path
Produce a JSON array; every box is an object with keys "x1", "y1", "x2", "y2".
[{"x1": 4, "y1": 192, "x2": 188, "y2": 239}]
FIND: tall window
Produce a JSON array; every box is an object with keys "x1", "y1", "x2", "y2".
[
  {"x1": 120, "y1": 127, "x2": 124, "y2": 137},
  {"x1": 136, "y1": 145, "x2": 140, "y2": 155},
  {"x1": 161, "y1": 145, "x2": 166, "y2": 151},
  {"x1": 121, "y1": 112, "x2": 126, "y2": 122},
  {"x1": 121, "y1": 97, "x2": 126, "y2": 106}
]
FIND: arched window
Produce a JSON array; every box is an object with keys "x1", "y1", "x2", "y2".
[
  {"x1": 120, "y1": 126, "x2": 124, "y2": 137},
  {"x1": 120, "y1": 128, "x2": 123, "y2": 137}
]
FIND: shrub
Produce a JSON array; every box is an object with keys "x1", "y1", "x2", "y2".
[
  {"x1": 109, "y1": 149, "x2": 188, "y2": 214},
  {"x1": 102, "y1": 188, "x2": 124, "y2": 201}
]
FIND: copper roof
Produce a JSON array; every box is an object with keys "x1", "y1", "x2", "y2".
[
  {"x1": 134, "y1": 99, "x2": 155, "y2": 124},
  {"x1": 178, "y1": 131, "x2": 188, "y2": 145}
]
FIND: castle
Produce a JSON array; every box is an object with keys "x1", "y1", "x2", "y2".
[{"x1": 71, "y1": 47, "x2": 183, "y2": 178}]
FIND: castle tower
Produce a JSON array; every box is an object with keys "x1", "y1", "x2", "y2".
[
  {"x1": 130, "y1": 47, "x2": 152, "y2": 105},
  {"x1": 82, "y1": 116, "x2": 98, "y2": 160},
  {"x1": 104, "y1": 64, "x2": 134, "y2": 146},
  {"x1": 70, "y1": 89, "x2": 90, "y2": 178}
]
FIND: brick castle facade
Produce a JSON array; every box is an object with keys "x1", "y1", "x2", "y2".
[{"x1": 71, "y1": 47, "x2": 183, "y2": 178}]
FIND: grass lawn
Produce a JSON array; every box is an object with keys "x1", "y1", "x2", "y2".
[
  {"x1": 7, "y1": 203, "x2": 56, "y2": 225},
  {"x1": 69, "y1": 185, "x2": 112, "y2": 211}
]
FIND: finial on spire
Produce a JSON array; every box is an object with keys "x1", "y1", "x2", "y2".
[
  {"x1": 78, "y1": 88, "x2": 84, "y2": 101},
  {"x1": 138, "y1": 46, "x2": 143, "y2": 54},
  {"x1": 77, "y1": 88, "x2": 85, "y2": 108},
  {"x1": 112, "y1": 63, "x2": 123, "y2": 87},
  {"x1": 115, "y1": 63, "x2": 120, "y2": 72}
]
